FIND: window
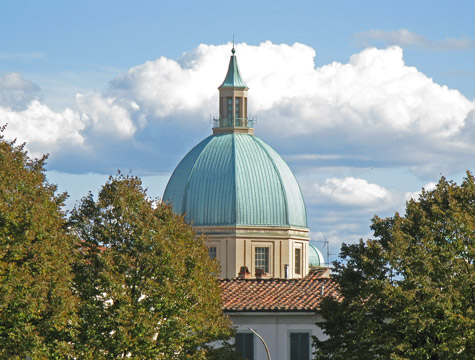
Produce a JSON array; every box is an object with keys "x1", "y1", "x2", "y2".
[
  {"x1": 208, "y1": 246, "x2": 217, "y2": 260},
  {"x1": 290, "y1": 332, "x2": 310, "y2": 360},
  {"x1": 235, "y1": 97, "x2": 241, "y2": 122},
  {"x1": 255, "y1": 247, "x2": 269, "y2": 273},
  {"x1": 235, "y1": 332, "x2": 254, "y2": 360},
  {"x1": 227, "y1": 97, "x2": 233, "y2": 123},
  {"x1": 295, "y1": 248, "x2": 301, "y2": 275},
  {"x1": 219, "y1": 97, "x2": 224, "y2": 118}
]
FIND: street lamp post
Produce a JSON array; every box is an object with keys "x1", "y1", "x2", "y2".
[{"x1": 249, "y1": 328, "x2": 271, "y2": 360}]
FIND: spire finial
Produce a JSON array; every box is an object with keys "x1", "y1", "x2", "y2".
[{"x1": 232, "y1": 35, "x2": 235, "y2": 55}]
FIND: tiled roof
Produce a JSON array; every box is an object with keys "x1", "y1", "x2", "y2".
[{"x1": 219, "y1": 269, "x2": 340, "y2": 312}]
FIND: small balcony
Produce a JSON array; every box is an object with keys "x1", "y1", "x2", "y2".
[{"x1": 213, "y1": 116, "x2": 255, "y2": 129}]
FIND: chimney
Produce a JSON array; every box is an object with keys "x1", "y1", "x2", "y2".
[
  {"x1": 284, "y1": 264, "x2": 289, "y2": 279},
  {"x1": 238, "y1": 266, "x2": 251, "y2": 279},
  {"x1": 320, "y1": 284, "x2": 325, "y2": 296},
  {"x1": 255, "y1": 268, "x2": 265, "y2": 279}
]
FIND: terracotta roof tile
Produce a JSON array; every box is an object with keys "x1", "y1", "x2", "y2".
[{"x1": 219, "y1": 269, "x2": 341, "y2": 312}]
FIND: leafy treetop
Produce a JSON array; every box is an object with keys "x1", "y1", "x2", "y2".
[
  {"x1": 70, "y1": 173, "x2": 234, "y2": 359},
  {"x1": 314, "y1": 172, "x2": 475, "y2": 360},
  {"x1": 0, "y1": 126, "x2": 78, "y2": 359}
]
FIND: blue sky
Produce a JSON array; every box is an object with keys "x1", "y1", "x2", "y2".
[{"x1": 2, "y1": 0, "x2": 474, "y2": 263}]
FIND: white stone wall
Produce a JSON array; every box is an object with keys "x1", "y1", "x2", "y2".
[{"x1": 228, "y1": 312, "x2": 327, "y2": 360}]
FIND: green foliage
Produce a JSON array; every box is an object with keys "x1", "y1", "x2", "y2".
[
  {"x1": 314, "y1": 173, "x2": 475, "y2": 360},
  {"x1": 203, "y1": 341, "x2": 244, "y2": 360},
  {"x1": 70, "y1": 173, "x2": 233, "y2": 359},
  {"x1": 0, "y1": 127, "x2": 78, "y2": 359}
]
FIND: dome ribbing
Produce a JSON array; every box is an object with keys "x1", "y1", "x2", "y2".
[{"x1": 163, "y1": 133, "x2": 307, "y2": 228}]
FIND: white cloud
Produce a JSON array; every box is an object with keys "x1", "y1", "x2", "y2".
[
  {"x1": 354, "y1": 29, "x2": 475, "y2": 51},
  {"x1": 109, "y1": 44, "x2": 227, "y2": 123},
  {"x1": 0, "y1": 73, "x2": 41, "y2": 110},
  {"x1": 76, "y1": 93, "x2": 137, "y2": 140},
  {"x1": 102, "y1": 43, "x2": 475, "y2": 176},
  {"x1": 106, "y1": 41, "x2": 321, "y2": 125},
  {"x1": 0, "y1": 78, "x2": 137, "y2": 161},
  {"x1": 307, "y1": 177, "x2": 393, "y2": 208},
  {"x1": 1, "y1": 42, "x2": 474, "y2": 178},
  {"x1": 1, "y1": 100, "x2": 85, "y2": 157},
  {"x1": 260, "y1": 45, "x2": 472, "y2": 139}
]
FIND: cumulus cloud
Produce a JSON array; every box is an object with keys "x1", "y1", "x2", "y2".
[
  {"x1": 76, "y1": 93, "x2": 137, "y2": 140},
  {"x1": 354, "y1": 29, "x2": 475, "y2": 51},
  {"x1": 0, "y1": 73, "x2": 42, "y2": 110},
  {"x1": 306, "y1": 177, "x2": 393, "y2": 208},
  {"x1": 109, "y1": 45, "x2": 223, "y2": 122},
  {"x1": 1, "y1": 41, "x2": 474, "y2": 178},
  {"x1": 259, "y1": 45, "x2": 472, "y2": 138},
  {"x1": 0, "y1": 76, "x2": 137, "y2": 163},
  {"x1": 1, "y1": 100, "x2": 85, "y2": 158},
  {"x1": 106, "y1": 42, "x2": 324, "y2": 125},
  {"x1": 99, "y1": 42, "x2": 475, "y2": 178}
]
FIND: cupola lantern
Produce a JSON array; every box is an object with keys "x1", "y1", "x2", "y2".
[{"x1": 214, "y1": 47, "x2": 254, "y2": 135}]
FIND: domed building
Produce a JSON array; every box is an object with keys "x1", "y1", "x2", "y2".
[
  {"x1": 164, "y1": 47, "x2": 311, "y2": 279},
  {"x1": 164, "y1": 46, "x2": 336, "y2": 359},
  {"x1": 309, "y1": 244, "x2": 326, "y2": 269}
]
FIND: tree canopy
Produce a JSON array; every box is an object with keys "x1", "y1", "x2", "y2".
[
  {"x1": 0, "y1": 127, "x2": 78, "y2": 359},
  {"x1": 70, "y1": 173, "x2": 233, "y2": 359},
  {"x1": 314, "y1": 173, "x2": 475, "y2": 360}
]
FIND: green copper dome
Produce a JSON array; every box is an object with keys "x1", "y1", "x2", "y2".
[
  {"x1": 163, "y1": 133, "x2": 308, "y2": 228},
  {"x1": 309, "y1": 244, "x2": 325, "y2": 267}
]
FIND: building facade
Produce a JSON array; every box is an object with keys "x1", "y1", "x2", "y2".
[{"x1": 219, "y1": 269, "x2": 338, "y2": 360}]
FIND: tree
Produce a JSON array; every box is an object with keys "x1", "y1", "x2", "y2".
[
  {"x1": 0, "y1": 127, "x2": 78, "y2": 359},
  {"x1": 314, "y1": 173, "x2": 475, "y2": 360},
  {"x1": 70, "y1": 173, "x2": 233, "y2": 359},
  {"x1": 202, "y1": 341, "x2": 245, "y2": 360}
]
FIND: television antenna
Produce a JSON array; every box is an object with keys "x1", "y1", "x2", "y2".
[{"x1": 315, "y1": 234, "x2": 335, "y2": 268}]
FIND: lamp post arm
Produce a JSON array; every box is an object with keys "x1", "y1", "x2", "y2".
[{"x1": 249, "y1": 328, "x2": 271, "y2": 360}]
